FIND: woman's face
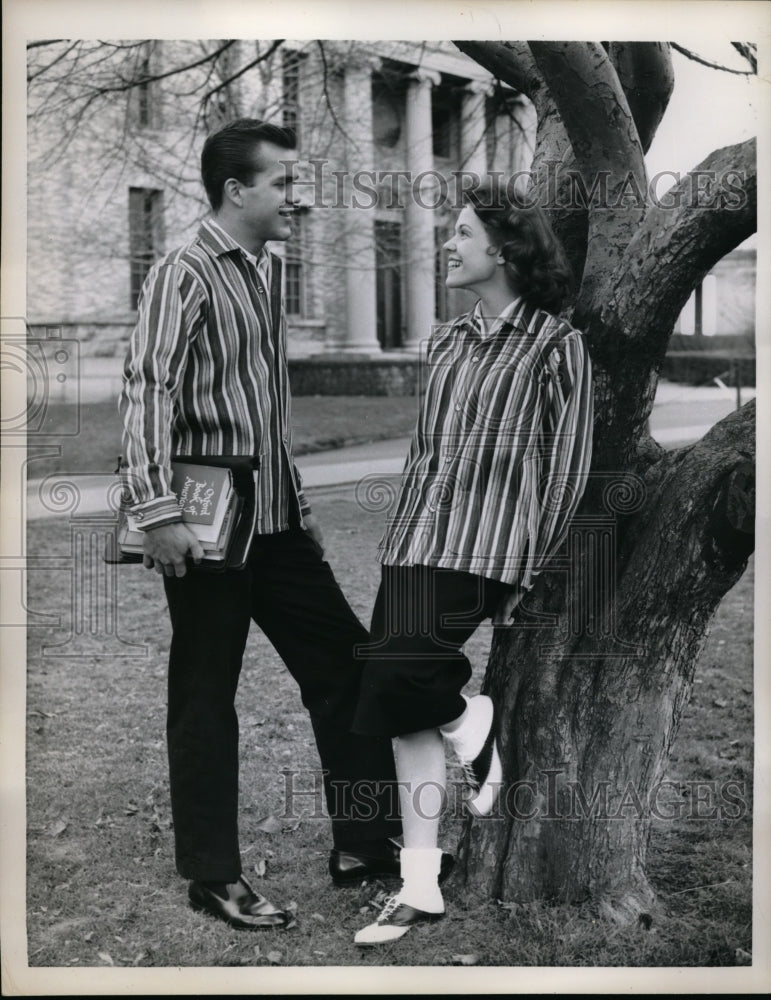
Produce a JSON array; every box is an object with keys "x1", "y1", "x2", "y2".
[{"x1": 443, "y1": 205, "x2": 499, "y2": 292}]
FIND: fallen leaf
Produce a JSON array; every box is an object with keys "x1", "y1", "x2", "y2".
[
  {"x1": 256, "y1": 815, "x2": 282, "y2": 835},
  {"x1": 735, "y1": 947, "x2": 752, "y2": 965},
  {"x1": 452, "y1": 954, "x2": 479, "y2": 966},
  {"x1": 310, "y1": 912, "x2": 325, "y2": 923},
  {"x1": 267, "y1": 950, "x2": 282, "y2": 964},
  {"x1": 49, "y1": 819, "x2": 68, "y2": 838},
  {"x1": 713, "y1": 698, "x2": 728, "y2": 708},
  {"x1": 254, "y1": 858, "x2": 267, "y2": 877},
  {"x1": 253, "y1": 945, "x2": 262, "y2": 959},
  {"x1": 124, "y1": 801, "x2": 139, "y2": 816},
  {"x1": 97, "y1": 951, "x2": 114, "y2": 966}
]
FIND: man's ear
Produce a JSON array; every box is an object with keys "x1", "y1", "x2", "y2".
[{"x1": 223, "y1": 178, "x2": 242, "y2": 207}]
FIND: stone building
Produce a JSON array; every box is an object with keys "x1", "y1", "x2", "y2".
[
  {"x1": 26, "y1": 39, "x2": 754, "y2": 400},
  {"x1": 26, "y1": 39, "x2": 534, "y2": 398}
]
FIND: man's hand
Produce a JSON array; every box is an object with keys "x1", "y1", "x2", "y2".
[
  {"x1": 143, "y1": 522, "x2": 204, "y2": 578},
  {"x1": 493, "y1": 586, "x2": 525, "y2": 625},
  {"x1": 303, "y1": 513, "x2": 325, "y2": 557}
]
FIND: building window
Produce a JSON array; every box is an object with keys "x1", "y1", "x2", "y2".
[
  {"x1": 486, "y1": 87, "x2": 525, "y2": 173},
  {"x1": 129, "y1": 188, "x2": 164, "y2": 310},
  {"x1": 375, "y1": 219, "x2": 403, "y2": 349},
  {"x1": 134, "y1": 42, "x2": 157, "y2": 128},
  {"x1": 432, "y1": 86, "x2": 460, "y2": 161},
  {"x1": 282, "y1": 50, "x2": 302, "y2": 143},
  {"x1": 372, "y1": 78, "x2": 403, "y2": 148},
  {"x1": 285, "y1": 215, "x2": 306, "y2": 317}
]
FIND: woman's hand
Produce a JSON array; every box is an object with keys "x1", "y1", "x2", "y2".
[{"x1": 493, "y1": 586, "x2": 525, "y2": 625}]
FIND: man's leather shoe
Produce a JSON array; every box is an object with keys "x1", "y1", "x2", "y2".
[
  {"x1": 329, "y1": 837, "x2": 455, "y2": 886},
  {"x1": 188, "y1": 875, "x2": 289, "y2": 929}
]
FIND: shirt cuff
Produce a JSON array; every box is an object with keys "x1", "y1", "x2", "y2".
[{"x1": 127, "y1": 495, "x2": 183, "y2": 531}]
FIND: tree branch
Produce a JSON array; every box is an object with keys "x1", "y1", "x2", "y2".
[
  {"x1": 671, "y1": 43, "x2": 755, "y2": 76},
  {"x1": 606, "y1": 43, "x2": 674, "y2": 153},
  {"x1": 452, "y1": 40, "x2": 541, "y2": 99},
  {"x1": 731, "y1": 43, "x2": 757, "y2": 74},
  {"x1": 604, "y1": 138, "x2": 756, "y2": 353},
  {"x1": 200, "y1": 39, "x2": 284, "y2": 103},
  {"x1": 315, "y1": 41, "x2": 353, "y2": 144},
  {"x1": 528, "y1": 42, "x2": 647, "y2": 313}
]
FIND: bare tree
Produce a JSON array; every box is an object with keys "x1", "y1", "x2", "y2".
[{"x1": 453, "y1": 40, "x2": 756, "y2": 923}]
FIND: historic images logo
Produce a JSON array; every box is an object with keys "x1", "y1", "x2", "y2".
[{"x1": 285, "y1": 159, "x2": 750, "y2": 212}]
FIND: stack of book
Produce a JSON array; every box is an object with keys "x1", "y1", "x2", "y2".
[{"x1": 118, "y1": 461, "x2": 244, "y2": 567}]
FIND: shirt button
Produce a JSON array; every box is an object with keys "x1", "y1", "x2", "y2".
[
  {"x1": 135, "y1": 512, "x2": 144, "y2": 520},
  {"x1": 454, "y1": 404, "x2": 461, "y2": 411},
  {"x1": 444, "y1": 457, "x2": 452, "y2": 464},
  {"x1": 470, "y1": 355, "x2": 479, "y2": 363}
]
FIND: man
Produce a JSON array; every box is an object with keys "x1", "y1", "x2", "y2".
[{"x1": 119, "y1": 119, "x2": 425, "y2": 930}]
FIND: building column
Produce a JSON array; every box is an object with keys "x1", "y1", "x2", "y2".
[
  {"x1": 460, "y1": 79, "x2": 491, "y2": 178},
  {"x1": 402, "y1": 68, "x2": 441, "y2": 350},
  {"x1": 337, "y1": 56, "x2": 381, "y2": 353}
]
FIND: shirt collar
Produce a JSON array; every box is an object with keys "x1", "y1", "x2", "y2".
[
  {"x1": 471, "y1": 297, "x2": 525, "y2": 340},
  {"x1": 198, "y1": 217, "x2": 271, "y2": 272}
]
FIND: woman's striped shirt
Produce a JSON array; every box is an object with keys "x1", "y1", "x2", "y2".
[
  {"x1": 378, "y1": 296, "x2": 593, "y2": 588},
  {"x1": 119, "y1": 218, "x2": 309, "y2": 534}
]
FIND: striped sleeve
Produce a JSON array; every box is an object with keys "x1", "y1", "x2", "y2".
[
  {"x1": 522, "y1": 331, "x2": 593, "y2": 589},
  {"x1": 118, "y1": 261, "x2": 202, "y2": 529}
]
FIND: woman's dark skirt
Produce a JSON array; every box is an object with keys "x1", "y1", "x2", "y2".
[{"x1": 352, "y1": 563, "x2": 508, "y2": 737}]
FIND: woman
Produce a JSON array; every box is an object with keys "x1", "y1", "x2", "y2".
[{"x1": 352, "y1": 180, "x2": 594, "y2": 946}]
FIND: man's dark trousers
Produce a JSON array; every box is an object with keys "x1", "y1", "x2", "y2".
[{"x1": 163, "y1": 526, "x2": 401, "y2": 882}]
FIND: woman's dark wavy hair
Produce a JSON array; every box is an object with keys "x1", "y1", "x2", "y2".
[
  {"x1": 464, "y1": 179, "x2": 573, "y2": 314},
  {"x1": 201, "y1": 118, "x2": 296, "y2": 212}
]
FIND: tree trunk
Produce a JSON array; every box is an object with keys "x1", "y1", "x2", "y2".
[{"x1": 460, "y1": 403, "x2": 755, "y2": 921}]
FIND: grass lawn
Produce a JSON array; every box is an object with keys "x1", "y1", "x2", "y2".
[
  {"x1": 28, "y1": 398, "x2": 420, "y2": 481},
  {"x1": 22, "y1": 492, "x2": 754, "y2": 972}
]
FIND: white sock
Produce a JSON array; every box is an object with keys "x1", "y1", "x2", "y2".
[
  {"x1": 397, "y1": 847, "x2": 444, "y2": 914},
  {"x1": 440, "y1": 694, "x2": 492, "y2": 761}
]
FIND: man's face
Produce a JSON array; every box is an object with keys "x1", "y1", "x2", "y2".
[{"x1": 238, "y1": 142, "x2": 298, "y2": 242}]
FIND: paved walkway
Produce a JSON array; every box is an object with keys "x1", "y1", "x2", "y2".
[{"x1": 24, "y1": 381, "x2": 755, "y2": 520}]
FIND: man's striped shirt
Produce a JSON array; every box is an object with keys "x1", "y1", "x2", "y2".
[
  {"x1": 119, "y1": 218, "x2": 309, "y2": 534},
  {"x1": 378, "y1": 297, "x2": 593, "y2": 588}
]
